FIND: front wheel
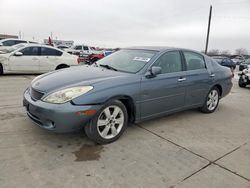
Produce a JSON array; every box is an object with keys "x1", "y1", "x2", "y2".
[
  {"x1": 238, "y1": 77, "x2": 246, "y2": 88},
  {"x1": 84, "y1": 100, "x2": 128, "y2": 144},
  {"x1": 200, "y1": 87, "x2": 220, "y2": 113}
]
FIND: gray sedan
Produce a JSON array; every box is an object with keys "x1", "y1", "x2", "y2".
[{"x1": 23, "y1": 47, "x2": 233, "y2": 144}]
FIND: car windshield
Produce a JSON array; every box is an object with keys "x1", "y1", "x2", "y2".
[{"x1": 97, "y1": 49, "x2": 157, "y2": 73}]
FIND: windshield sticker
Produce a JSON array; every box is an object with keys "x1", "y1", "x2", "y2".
[{"x1": 133, "y1": 57, "x2": 151, "y2": 62}]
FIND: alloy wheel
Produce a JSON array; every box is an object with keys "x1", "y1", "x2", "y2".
[
  {"x1": 97, "y1": 105, "x2": 124, "y2": 139},
  {"x1": 207, "y1": 89, "x2": 219, "y2": 111}
]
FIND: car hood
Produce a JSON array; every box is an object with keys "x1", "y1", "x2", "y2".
[{"x1": 31, "y1": 65, "x2": 131, "y2": 93}]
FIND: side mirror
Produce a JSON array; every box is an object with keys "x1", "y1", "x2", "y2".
[
  {"x1": 14, "y1": 52, "x2": 23, "y2": 56},
  {"x1": 145, "y1": 66, "x2": 162, "y2": 78}
]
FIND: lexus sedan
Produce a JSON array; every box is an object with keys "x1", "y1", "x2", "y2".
[{"x1": 23, "y1": 47, "x2": 233, "y2": 144}]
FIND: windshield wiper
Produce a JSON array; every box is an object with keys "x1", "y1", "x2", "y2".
[{"x1": 99, "y1": 64, "x2": 118, "y2": 71}]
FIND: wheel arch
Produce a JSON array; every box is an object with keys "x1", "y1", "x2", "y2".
[
  {"x1": 105, "y1": 95, "x2": 136, "y2": 123},
  {"x1": 55, "y1": 64, "x2": 69, "y2": 70},
  {"x1": 213, "y1": 84, "x2": 222, "y2": 97}
]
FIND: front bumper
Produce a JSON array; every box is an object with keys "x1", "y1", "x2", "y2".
[{"x1": 23, "y1": 89, "x2": 102, "y2": 133}]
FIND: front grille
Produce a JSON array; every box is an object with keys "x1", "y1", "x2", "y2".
[{"x1": 30, "y1": 88, "x2": 44, "y2": 101}]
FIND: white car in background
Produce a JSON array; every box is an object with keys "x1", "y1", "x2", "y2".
[
  {"x1": 65, "y1": 45, "x2": 102, "y2": 56},
  {"x1": 0, "y1": 43, "x2": 28, "y2": 54},
  {"x1": 0, "y1": 44, "x2": 80, "y2": 75},
  {"x1": 0, "y1": 38, "x2": 38, "y2": 50}
]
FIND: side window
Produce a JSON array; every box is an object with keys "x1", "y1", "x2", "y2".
[
  {"x1": 41, "y1": 47, "x2": 63, "y2": 56},
  {"x1": 83, "y1": 46, "x2": 89, "y2": 51},
  {"x1": 2, "y1": 40, "x2": 15, "y2": 46},
  {"x1": 20, "y1": 47, "x2": 39, "y2": 56},
  {"x1": 75, "y1": 46, "x2": 82, "y2": 50},
  {"x1": 183, "y1": 51, "x2": 206, "y2": 70},
  {"x1": 153, "y1": 51, "x2": 182, "y2": 74},
  {"x1": 14, "y1": 40, "x2": 26, "y2": 45}
]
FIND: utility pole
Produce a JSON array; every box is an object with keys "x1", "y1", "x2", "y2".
[{"x1": 205, "y1": 5, "x2": 212, "y2": 54}]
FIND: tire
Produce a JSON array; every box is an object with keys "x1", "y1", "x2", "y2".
[
  {"x1": 238, "y1": 77, "x2": 246, "y2": 88},
  {"x1": 200, "y1": 87, "x2": 220, "y2": 113},
  {"x1": 84, "y1": 100, "x2": 128, "y2": 144}
]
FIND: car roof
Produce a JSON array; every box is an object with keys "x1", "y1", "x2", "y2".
[
  {"x1": 125, "y1": 46, "x2": 175, "y2": 52},
  {"x1": 124, "y1": 46, "x2": 204, "y2": 54},
  {"x1": 212, "y1": 56, "x2": 228, "y2": 59},
  {"x1": 15, "y1": 44, "x2": 65, "y2": 53}
]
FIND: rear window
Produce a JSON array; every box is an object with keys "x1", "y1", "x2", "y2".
[
  {"x1": 15, "y1": 40, "x2": 26, "y2": 45},
  {"x1": 183, "y1": 51, "x2": 206, "y2": 70},
  {"x1": 41, "y1": 47, "x2": 63, "y2": 56}
]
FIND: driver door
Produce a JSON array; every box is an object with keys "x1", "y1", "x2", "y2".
[
  {"x1": 140, "y1": 51, "x2": 186, "y2": 119},
  {"x1": 9, "y1": 46, "x2": 40, "y2": 73}
]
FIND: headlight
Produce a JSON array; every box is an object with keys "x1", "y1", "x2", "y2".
[{"x1": 43, "y1": 86, "x2": 93, "y2": 104}]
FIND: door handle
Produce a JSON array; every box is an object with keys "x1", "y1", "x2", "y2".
[
  {"x1": 32, "y1": 58, "x2": 38, "y2": 60},
  {"x1": 210, "y1": 74, "x2": 215, "y2": 78},
  {"x1": 178, "y1": 78, "x2": 186, "y2": 82}
]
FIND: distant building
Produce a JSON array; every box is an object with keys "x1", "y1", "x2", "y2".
[
  {"x1": 0, "y1": 34, "x2": 18, "y2": 40},
  {"x1": 43, "y1": 39, "x2": 74, "y2": 47}
]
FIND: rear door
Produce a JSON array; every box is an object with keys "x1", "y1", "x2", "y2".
[
  {"x1": 181, "y1": 51, "x2": 213, "y2": 107},
  {"x1": 40, "y1": 47, "x2": 63, "y2": 72},
  {"x1": 140, "y1": 50, "x2": 186, "y2": 119},
  {"x1": 9, "y1": 46, "x2": 40, "y2": 73}
]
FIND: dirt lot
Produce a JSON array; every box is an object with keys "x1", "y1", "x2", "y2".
[{"x1": 0, "y1": 71, "x2": 249, "y2": 188}]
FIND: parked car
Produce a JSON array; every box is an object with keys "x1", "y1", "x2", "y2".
[
  {"x1": 23, "y1": 47, "x2": 233, "y2": 144},
  {"x1": 65, "y1": 45, "x2": 94, "y2": 55},
  {"x1": 0, "y1": 38, "x2": 37, "y2": 50},
  {"x1": 85, "y1": 53, "x2": 105, "y2": 65},
  {"x1": 231, "y1": 55, "x2": 245, "y2": 65},
  {"x1": 238, "y1": 68, "x2": 250, "y2": 87},
  {"x1": 0, "y1": 44, "x2": 80, "y2": 74},
  {"x1": 66, "y1": 45, "x2": 103, "y2": 57},
  {"x1": 212, "y1": 56, "x2": 236, "y2": 70},
  {"x1": 56, "y1": 45, "x2": 70, "y2": 50},
  {"x1": 239, "y1": 59, "x2": 250, "y2": 71}
]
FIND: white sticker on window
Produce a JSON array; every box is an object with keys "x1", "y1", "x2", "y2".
[{"x1": 133, "y1": 57, "x2": 151, "y2": 62}]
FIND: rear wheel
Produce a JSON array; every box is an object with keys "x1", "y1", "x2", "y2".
[
  {"x1": 200, "y1": 87, "x2": 220, "y2": 113},
  {"x1": 238, "y1": 77, "x2": 246, "y2": 88},
  {"x1": 84, "y1": 100, "x2": 128, "y2": 144}
]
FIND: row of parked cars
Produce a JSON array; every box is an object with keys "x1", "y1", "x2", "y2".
[
  {"x1": 211, "y1": 55, "x2": 250, "y2": 71},
  {"x1": 0, "y1": 38, "x2": 114, "y2": 75},
  {"x1": 1, "y1": 38, "x2": 249, "y2": 89},
  {"x1": 0, "y1": 39, "x2": 80, "y2": 74},
  {"x1": 210, "y1": 55, "x2": 250, "y2": 88}
]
